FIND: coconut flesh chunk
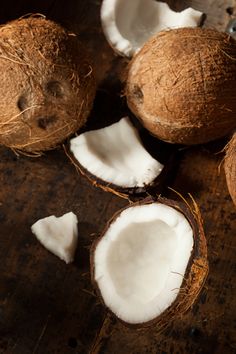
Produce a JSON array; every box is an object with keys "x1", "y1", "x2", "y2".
[
  {"x1": 70, "y1": 117, "x2": 163, "y2": 189},
  {"x1": 31, "y1": 212, "x2": 78, "y2": 264},
  {"x1": 94, "y1": 203, "x2": 194, "y2": 324},
  {"x1": 101, "y1": 0, "x2": 203, "y2": 56}
]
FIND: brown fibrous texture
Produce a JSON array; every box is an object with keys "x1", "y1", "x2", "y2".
[
  {"x1": 225, "y1": 133, "x2": 236, "y2": 206},
  {"x1": 91, "y1": 197, "x2": 208, "y2": 329},
  {"x1": 0, "y1": 15, "x2": 96, "y2": 153},
  {"x1": 126, "y1": 27, "x2": 236, "y2": 145}
]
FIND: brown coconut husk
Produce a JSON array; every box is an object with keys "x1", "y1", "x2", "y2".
[
  {"x1": 224, "y1": 133, "x2": 236, "y2": 206},
  {"x1": 90, "y1": 196, "x2": 208, "y2": 329},
  {"x1": 0, "y1": 15, "x2": 96, "y2": 153},
  {"x1": 126, "y1": 27, "x2": 236, "y2": 145}
]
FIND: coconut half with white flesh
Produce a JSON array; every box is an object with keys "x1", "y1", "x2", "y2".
[
  {"x1": 91, "y1": 198, "x2": 208, "y2": 327},
  {"x1": 68, "y1": 117, "x2": 165, "y2": 198},
  {"x1": 101, "y1": 0, "x2": 204, "y2": 57}
]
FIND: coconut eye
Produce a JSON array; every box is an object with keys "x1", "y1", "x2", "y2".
[
  {"x1": 132, "y1": 85, "x2": 143, "y2": 103},
  {"x1": 17, "y1": 95, "x2": 28, "y2": 111},
  {"x1": 45, "y1": 80, "x2": 64, "y2": 98},
  {"x1": 37, "y1": 115, "x2": 57, "y2": 130},
  {"x1": 226, "y1": 19, "x2": 236, "y2": 37}
]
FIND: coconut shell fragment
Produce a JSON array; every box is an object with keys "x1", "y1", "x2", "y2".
[
  {"x1": 68, "y1": 117, "x2": 171, "y2": 200},
  {"x1": 225, "y1": 133, "x2": 236, "y2": 206},
  {"x1": 0, "y1": 16, "x2": 96, "y2": 153},
  {"x1": 101, "y1": 0, "x2": 203, "y2": 57},
  {"x1": 126, "y1": 27, "x2": 236, "y2": 145},
  {"x1": 91, "y1": 197, "x2": 208, "y2": 328}
]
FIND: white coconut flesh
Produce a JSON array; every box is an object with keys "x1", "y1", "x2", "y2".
[
  {"x1": 31, "y1": 212, "x2": 78, "y2": 264},
  {"x1": 94, "y1": 203, "x2": 194, "y2": 324},
  {"x1": 70, "y1": 117, "x2": 163, "y2": 188},
  {"x1": 101, "y1": 0, "x2": 203, "y2": 56}
]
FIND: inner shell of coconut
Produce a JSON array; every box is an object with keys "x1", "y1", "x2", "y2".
[
  {"x1": 94, "y1": 203, "x2": 193, "y2": 324},
  {"x1": 70, "y1": 117, "x2": 163, "y2": 188},
  {"x1": 101, "y1": 0, "x2": 203, "y2": 56}
]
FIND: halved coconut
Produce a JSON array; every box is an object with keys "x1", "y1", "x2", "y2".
[
  {"x1": 91, "y1": 198, "x2": 208, "y2": 327},
  {"x1": 68, "y1": 117, "x2": 165, "y2": 198},
  {"x1": 101, "y1": 0, "x2": 204, "y2": 57}
]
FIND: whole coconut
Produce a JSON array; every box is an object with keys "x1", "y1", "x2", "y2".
[
  {"x1": 224, "y1": 133, "x2": 236, "y2": 206},
  {"x1": 0, "y1": 16, "x2": 96, "y2": 153},
  {"x1": 126, "y1": 28, "x2": 236, "y2": 145}
]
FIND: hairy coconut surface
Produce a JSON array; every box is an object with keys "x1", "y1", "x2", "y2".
[
  {"x1": 225, "y1": 133, "x2": 236, "y2": 206},
  {"x1": 91, "y1": 197, "x2": 208, "y2": 328},
  {"x1": 0, "y1": 16, "x2": 96, "y2": 153},
  {"x1": 126, "y1": 27, "x2": 236, "y2": 145}
]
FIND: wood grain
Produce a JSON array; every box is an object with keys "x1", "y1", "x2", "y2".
[{"x1": 0, "y1": 1, "x2": 235, "y2": 354}]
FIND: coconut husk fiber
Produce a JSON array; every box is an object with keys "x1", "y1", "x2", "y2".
[
  {"x1": 0, "y1": 16, "x2": 96, "y2": 153},
  {"x1": 126, "y1": 27, "x2": 236, "y2": 145}
]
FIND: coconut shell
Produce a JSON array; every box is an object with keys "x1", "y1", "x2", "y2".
[
  {"x1": 224, "y1": 133, "x2": 236, "y2": 206},
  {"x1": 91, "y1": 196, "x2": 208, "y2": 329},
  {"x1": 126, "y1": 27, "x2": 236, "y2": 145},
  {"x1": 0, "y1": 16, "x2": 96, "y2": 153},
  {"x1": 65, "y1": 137, "x2": 175, "y2": 201}
]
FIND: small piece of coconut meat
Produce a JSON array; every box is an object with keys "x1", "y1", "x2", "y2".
[
  {"x1": 101, "y1": 0, "x2": 203, "y2": 56},
  {"x1": 31, "y1": 212, "x2": 78, "y2": 264},
  {"x1": 70, "y1": 117, "x2": 163, "y2": 189},
  {"x1": 94, "y1": 203, "x2": 194, "y2": 324}
]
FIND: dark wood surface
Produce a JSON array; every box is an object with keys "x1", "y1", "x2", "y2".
[{"x1": 0, "y1": 1, "x2": 236, "y2": 353}]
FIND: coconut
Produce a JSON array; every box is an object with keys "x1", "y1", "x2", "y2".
[
  {"x1": 126, "y1": 27, "x2": 236, "y2": 145},
  {"x1": 101, "y1": 0, "x2": 204, "y2": 57},
  {"x1": 67, "y1": 117, "x2": 169, "y2": 199},
  {"x1": 0, "y1": 16, "x2": 96, "y2": 153},
  {"x1": 224, "y1": 133, "x2": 236, "y2": 206},
  {"x1": 91, "y1": 197, "x2": 208, "y2": 328}
]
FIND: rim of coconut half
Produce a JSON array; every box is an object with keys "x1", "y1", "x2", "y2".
[
  {"x1": 91, "y1": 196, "x2": 208, "y2": 328},
  {"x1": 67, "y1": 117, "x2": 170, "y2": 199},
  {"x1": 224, "y1": 132, "x2": 236, "y2": 206},
  {"x1": 100, "y1": 0, "x2": 205, "y2": 57}
]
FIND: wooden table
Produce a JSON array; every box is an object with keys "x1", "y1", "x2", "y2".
[{"x1": 0, "y1": 1, "x2": 235, "y2": 353}]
